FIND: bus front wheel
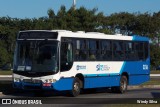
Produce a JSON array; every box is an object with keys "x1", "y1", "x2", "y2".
[{"x1": 70, "y1": 77, "x2": 81, "y2": 97}]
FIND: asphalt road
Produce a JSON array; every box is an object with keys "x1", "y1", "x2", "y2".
[
  {"x1": 0, "y1": 75, "x2": 160, "y2": 106},
  {"x1": 0, "y1": 85, "x2": 160, "y2": 106},
  {"x1": 0, "y1": 87, "x2": 160, "y2": 106},
  {"x1": 0, "y1": 88, "x2": 160, "y2": 98},
  {"x1": 0, "y1": 87, "x2": 160, "y2": 98}
]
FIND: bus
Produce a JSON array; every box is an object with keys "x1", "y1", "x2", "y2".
[{"x1": 13, "y1": 30, "x2": 150, "y2": 97}]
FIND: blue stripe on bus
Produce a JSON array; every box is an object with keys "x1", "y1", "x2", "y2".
[
  {"x1": 132, "y1": 35, "x2": 149, "y2": 41},
  {"x1": 84, "y1": 73, "x2": 120, "y2": 77}
]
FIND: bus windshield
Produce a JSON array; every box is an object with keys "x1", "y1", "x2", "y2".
[{"x1": 13, "y1": 40, "x2": 59, "y2": 72}]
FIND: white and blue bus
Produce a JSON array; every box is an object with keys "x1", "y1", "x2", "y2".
[{"x1": 13, "y1": 30, "x2": 150, "y2": 96}]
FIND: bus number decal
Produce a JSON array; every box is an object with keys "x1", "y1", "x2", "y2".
[{"x1": 143, "y1": 64, "x2": 148, "y2": 70}]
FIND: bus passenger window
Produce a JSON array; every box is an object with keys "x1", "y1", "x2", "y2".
[
  {"x1": 112, "y1": 41, "x2": 124, "y2": 60},
  {"x1": 67, "y1": 44, "x2": 73, "y2": 62},
  {"x1": 101, "y1": 40, "x2": 112, "y2": 61},
  {"x1": 89, "y1": 51, "x2": 96, "y2": 60},
  {"x1": 74, "y1": 39, "x2": 88, "y2": 61}
]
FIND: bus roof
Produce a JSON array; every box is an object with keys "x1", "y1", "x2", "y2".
[{"x1": 19, "y1": 30, "x2": 149, "y2": 42}]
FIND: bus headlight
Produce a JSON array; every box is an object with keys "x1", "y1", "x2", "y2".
[
  {"x1": 44, "y1": 79, "x2": 56, "y2": 83},
  {"x1": 14, "y1": 78, "x2": 21, "y2": 82}
]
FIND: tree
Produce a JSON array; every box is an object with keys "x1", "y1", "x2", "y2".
[
  {"x1": 57, "y1": 5, "x2": 67, "y2": 29},
  {"x1": 47, "y1": 8, "x2": 55, "y2": 19},
  {"x1": 0, "y1": 6, "x2": 160, "y2": 68}
]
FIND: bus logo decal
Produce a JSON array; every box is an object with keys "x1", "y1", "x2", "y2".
[
  {"x1": 76, "y1": 65, "x2": 86, "y2": 70},
  {"x1": 96, "y1": 64, "x2": 110, "y2": 71}
]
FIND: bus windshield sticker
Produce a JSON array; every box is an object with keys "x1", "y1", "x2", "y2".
[
  {"x1": 26, "y1": 66, "x2": 31, "y2": 71},
  {"x1": 17, "y1": 66, "x2": 25, "y2": 71}
]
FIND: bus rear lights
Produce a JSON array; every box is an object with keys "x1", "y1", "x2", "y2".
[{"x1": 43, "y1": 83, "x2": 52, "y2": 87}]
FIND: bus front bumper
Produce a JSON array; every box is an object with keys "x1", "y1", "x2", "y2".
[{"x1": 13, "y1": 78, "x2": 74, "y2": 91}]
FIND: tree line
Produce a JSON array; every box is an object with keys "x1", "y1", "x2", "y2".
[{"x1": 0, "y1": 6, "x2": 160, "y2": 69}]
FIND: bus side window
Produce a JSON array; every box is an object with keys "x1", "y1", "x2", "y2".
[
  {"x1": 60, "y1": 42, "x2": 73, "y2": 71},
  {"x1": 74, "y1": 39, "x2": 88, "y2": 61},
  {"x1": 112, "y1": 41, "x2": 124, "y2": 60},
  {"x1": 67, "y1": 43, "x2": 73, "y2": 62}
]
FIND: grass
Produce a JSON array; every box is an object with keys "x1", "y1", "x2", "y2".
[
  {"x1": 150, "y1": 70, "x2": 160, "y2": 74},
  {"x1": 141, "y1": 79, "x2": 160, "y2": 85},
  {"x1": 0, "y1": 70, "x2": 12, "y2": 75}
]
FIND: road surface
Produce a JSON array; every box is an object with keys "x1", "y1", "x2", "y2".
[{"x1": 0, "y1": 84, "x2": 160, "y2": 106}]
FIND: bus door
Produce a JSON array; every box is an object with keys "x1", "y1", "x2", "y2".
[{"x1": 60, "y1": 42, "x2": 73, "y2": 72}]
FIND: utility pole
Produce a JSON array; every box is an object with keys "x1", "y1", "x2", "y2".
[{"x1": 73, "y1": 0, "x2": 76, "y2": 10}]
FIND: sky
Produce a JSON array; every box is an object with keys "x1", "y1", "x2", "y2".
[{"x1": 0, "y1": 0, "x2": 160, "y2": 19}]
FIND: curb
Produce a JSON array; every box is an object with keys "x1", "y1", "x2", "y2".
[
  {"x1": 128, "y1": 85, "x2": 160, "y2": 90},
  {"x1": 0, "y1": 75, "x2": 12, "y2": 77},
  {"x1": 150, "y1": 74, "x2": 160, "y2": 76}
]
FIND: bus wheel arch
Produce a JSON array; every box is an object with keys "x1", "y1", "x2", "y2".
[{"x1": 75, "y1": 73, "x2": 84, "y2": 88}]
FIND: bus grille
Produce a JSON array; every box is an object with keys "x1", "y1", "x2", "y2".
[{"x1": 23, "y1": 79, "x2": 42, "y2": 84}]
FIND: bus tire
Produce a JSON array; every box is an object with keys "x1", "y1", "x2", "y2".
[
  {"x1": 70, "y1": 77, "x2": 81, "y2": 97},
  {"x1": 118, "y1": 75, "x2": 128, "y2": 93}
]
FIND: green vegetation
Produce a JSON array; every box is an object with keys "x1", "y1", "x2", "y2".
[
  {"x1": 141, "y1": 79, "x2": 160, "y2": 85},
  {"x1": 0, "y1": 70, "x2": 12, "y2": 75},
  {"x1": 0, "y1": 6, "x2": 160, "y2": 68},
  {"x1": 150, "y1": 70, "x2": 160, "y2": 74}
]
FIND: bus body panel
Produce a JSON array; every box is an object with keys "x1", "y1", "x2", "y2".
[
  {"x1": 129, "y1": 75, "x2": 150, "y2": 85},
  {"x1": 52, "y1": 78, "x2": 74, "y2": 91},
  {"x1": 84, "y1": 76, "x2": 120, "y2": 88}
]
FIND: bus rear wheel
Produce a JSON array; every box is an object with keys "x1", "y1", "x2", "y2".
[
  {"x1": 70, "y1": 77, "x2": 81, "y2": 97},
  {"x1": 111, "y1": 75, "x2": 128, "y2": 93},
  {"x1": 118, "y1": 75, "x2": 128, "y2": 93}
]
